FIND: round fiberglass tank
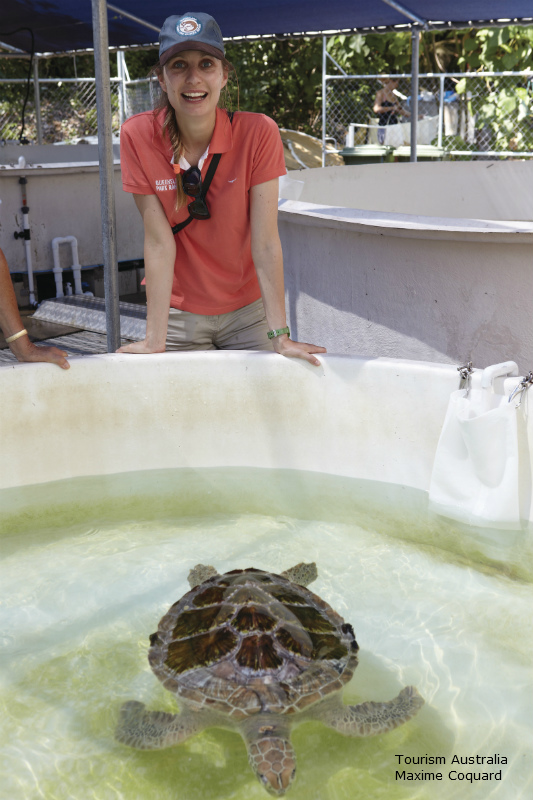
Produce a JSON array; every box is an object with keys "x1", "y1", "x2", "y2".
[
  {"x1": 278, "y1": 161, "x2": 533, "y2": 371},
  {"x1": 0, "y1": 352, "x2": 532, "y2": 799}
]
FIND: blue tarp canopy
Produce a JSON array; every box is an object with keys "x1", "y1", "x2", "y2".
[{"x1": 2, "y1": 1, "x2": 533, "y2": 55}]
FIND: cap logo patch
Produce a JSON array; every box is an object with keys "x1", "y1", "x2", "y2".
[{"x1": 177, "y1": 17, "x2": 202, "y2": 36}]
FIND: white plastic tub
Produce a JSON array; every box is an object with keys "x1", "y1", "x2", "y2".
[
  {"x1": 278, "y1": 162, "x2": 533, "y2": 371},
  {"x1": 1, "y1": 352, "x2": 532, "y2": 800},
  {"x1": 0, "y1": 143, "x2": 142, "y2": 272},
  {"x1": 1, "y1": 351, "x2": 531, "y2": 520}
]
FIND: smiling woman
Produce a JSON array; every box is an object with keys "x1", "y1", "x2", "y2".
[{"x1": 117, "y1": 11, "x2": 325, "y2": 365}]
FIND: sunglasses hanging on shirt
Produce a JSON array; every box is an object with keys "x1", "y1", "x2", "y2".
[
  {"x1": 181, "y1": 165, "x2": 210, "y2": 220},
  {"x1": 172, "y1": 111, "x2": 234, "y2": 235}
]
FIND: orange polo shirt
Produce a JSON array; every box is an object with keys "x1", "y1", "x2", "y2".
[{"x1": 120, "y1": 107, "x2": 286, "y2": 315}]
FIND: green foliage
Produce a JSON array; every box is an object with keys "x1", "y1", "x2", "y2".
[
  {"x1": 457, "y1": 25, "x2": 533, "y2": 71},
  {"x1": 224, "y1": 38, "x2": 323, "y2": 131},
  {"x1": 455, "y1": 59, "x2": 533, "y2": 152},
  {"x1": 2, "y1": 25, "x2": 533, "y2": 142},
  {"x1": 0, "y1": 52, "x2": 101, "y2": 80},
  {"x1": 217, "y1": 31, "x2": 414, "y2": 134},
  {"x1": 218, "y1": 26, "x2": 533, "y2": 136},
  {"x1": 472, "y1": 78, "x2": 533, "y2": 150},
  {"x1": 123, "y1": 48, "x2": 158, "y2": 79},
  {"x1": 326, "y1": 31, "x2": 412, "y2": 74},
  {"x1": 0, "y1": 50, "x2": 120, "y2": 142}
]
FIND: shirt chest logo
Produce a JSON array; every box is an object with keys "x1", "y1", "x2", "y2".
[{"x1": 155, "y1": 178, "x2": 177, "y2": 191}]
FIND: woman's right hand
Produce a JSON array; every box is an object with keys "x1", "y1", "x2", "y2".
[
  {"x1": 121, "y1": 194, "x2": 176, "y2": 357},
  {"x1": 117, "y1": 339, "x2": 166, "y2": 354}
]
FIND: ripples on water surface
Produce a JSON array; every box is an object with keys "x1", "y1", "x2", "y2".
[{"x1": 1, "y1": 468, "x2": 532, "y2": 800}]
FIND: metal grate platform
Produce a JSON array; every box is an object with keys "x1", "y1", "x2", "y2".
[
  {"x1": 0, "y1": 330, "x2": 119, "y2": 363},
  {"x1": 32, "y1": 296, "x2": 147, "y2": 340}
]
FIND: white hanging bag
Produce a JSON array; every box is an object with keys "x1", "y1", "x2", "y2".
[{"x1": 429, "y1": 362, "x2": 522, "y2": 529}]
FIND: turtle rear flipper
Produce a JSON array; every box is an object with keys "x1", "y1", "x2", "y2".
[
  {"x1": 115, "y1": 701, "x2": 204, "y2": 749},
  {"x1": 317, "y1": 686, "x2": 424, "y2": 736},
  {"x1": 188, "y1": 564, "x2": 219, "y2": 589},
  {"x1": 281, "y1": 562, "x2": 318, "y2": 587}
]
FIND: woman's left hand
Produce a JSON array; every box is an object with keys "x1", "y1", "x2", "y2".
[{"x1": 272, "y1": 335, "x2": 326, "y2": 366}]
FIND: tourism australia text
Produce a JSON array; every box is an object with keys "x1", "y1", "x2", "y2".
[{"x1": 394, "y1": 754, "x2": 507, "y2": 783}]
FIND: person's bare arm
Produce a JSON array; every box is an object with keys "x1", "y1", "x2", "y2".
[
  {"x1": 373, "y1": 89, "x2": 385, "y2": 114},
  {"x1": 0, "y1": 248, "x2": 69, "y2": 368},
  {"x1": 117, "y1": 194, "x2": 176, "y2": 354},
  {"x1": 250, "y1": 178, "x2": 326, "y2": 366}
]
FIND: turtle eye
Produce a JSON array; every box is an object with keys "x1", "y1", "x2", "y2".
[{"x1": 149, "y1": 632, "x2": 160, "y2": 646}]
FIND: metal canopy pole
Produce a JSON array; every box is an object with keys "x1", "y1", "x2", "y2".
[
  {"x1": 379, "y1": 0, "x2": 427, "y2": 27},
  {"x1": 117, "y1": 50, "x2": 126, "y2": 127},
  {"x1": 322, "y1": 36, "x2": 327, "y2": 168},
  {"x1": 380, "y1": 1, "x2": 427, "y2": 164},
  {"x1": 32, "y1": 57, "x2": 43, "y2": 145},
  {"x1": 410, "y1": 29, "x2": 419, "y2": 162},
  {"x1": 107, "y1": 4, "x2": 160, "y2": 33},
  {"x1": 91, "y1": 0, "x2": 121, "y2": 352},
  {"x1": 322, "y1": 41, "x2": 348, "y2": 169}
]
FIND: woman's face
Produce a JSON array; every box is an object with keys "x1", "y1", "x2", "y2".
[{"x1": 158, "y1": 50, "x2": 228, "y2": 120}]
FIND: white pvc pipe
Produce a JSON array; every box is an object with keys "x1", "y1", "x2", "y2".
[
  {"x1": 480, "y1": 361, "x2": 519, "y2": 389},
  {"x1": 51, "y1": 236, "x2": 83, "y2": 298},
  {"x1": 410, "y1": 29, "x2": 419, "y2": 162},
  {"x1": 346, "y1": 124, "x2": 355, "y2": 148},
  {"x1": 437, "y1": 74, "x2": 445, "y2": 149},
  {"x1": 22, "y1": 209, "x2": 36, "y2": 306}
]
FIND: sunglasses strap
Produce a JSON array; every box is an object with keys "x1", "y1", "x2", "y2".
[{"x1": 172, "y1": 111, "x2": 234, "y2": 235}]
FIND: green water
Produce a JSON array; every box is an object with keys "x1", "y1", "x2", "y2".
[{"x1": 1, "y1": 468, "x2": 532, "y2": 800}]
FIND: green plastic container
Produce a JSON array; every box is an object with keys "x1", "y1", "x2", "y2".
[{"x1": 338, "y1": 144, "x2": 393, "y2": 165}]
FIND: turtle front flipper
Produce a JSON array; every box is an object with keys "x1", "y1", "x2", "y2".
[
  {"x1": 187, "y1": 564, "x2": 219, "y2": 589},
  {"x1": 115, "y1": 701, "x2": 204, "y2": 750},
  {"x1": 280, "y1": 562, "x2": 317, "y2": 587},
  {"x1": 318, "y1": 686, "x2": 424, "y2": 737}
]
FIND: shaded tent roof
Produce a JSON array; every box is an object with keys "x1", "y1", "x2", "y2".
[{"x1": 2, "y1": 1, "x2": 533, "y2": 55}]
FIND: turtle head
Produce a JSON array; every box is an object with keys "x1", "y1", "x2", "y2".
[{"x1": 244, "y1": 720, "x2": 296, "y2": 796}]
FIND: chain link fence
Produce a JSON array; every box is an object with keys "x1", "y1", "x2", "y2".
[
  {"x1": 0, "y1": 76, "x2": 159, "y2": 144},
  {"x1": 326, "y1": 72, "x2": 533, "y2": 158},
  {"x1": 3, "y1": 71, "x2": 533, "y2": 158},
  {"x1": 0, "y1": 77, "x2": 123, "y2": 143},
  {"x1": 123, "y1": 78, "x2": 160, "y2": 119}
]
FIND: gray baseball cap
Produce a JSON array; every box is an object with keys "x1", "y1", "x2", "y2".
[{"x1": 159, "y1": 12, "x2": 225, "y2": 66}]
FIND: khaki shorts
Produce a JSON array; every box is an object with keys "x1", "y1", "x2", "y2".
[{"x1": 166, "y1": 298, "x2": 274, "y2": 351}]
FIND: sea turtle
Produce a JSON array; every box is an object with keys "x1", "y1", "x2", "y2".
[{"x1": 116, "y1": 563, "x2": 424, "y2": 795}]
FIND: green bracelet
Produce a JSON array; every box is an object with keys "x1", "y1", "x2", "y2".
[{"x1": 267, "y1": 326, "x2": 290, "y2": 339}]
